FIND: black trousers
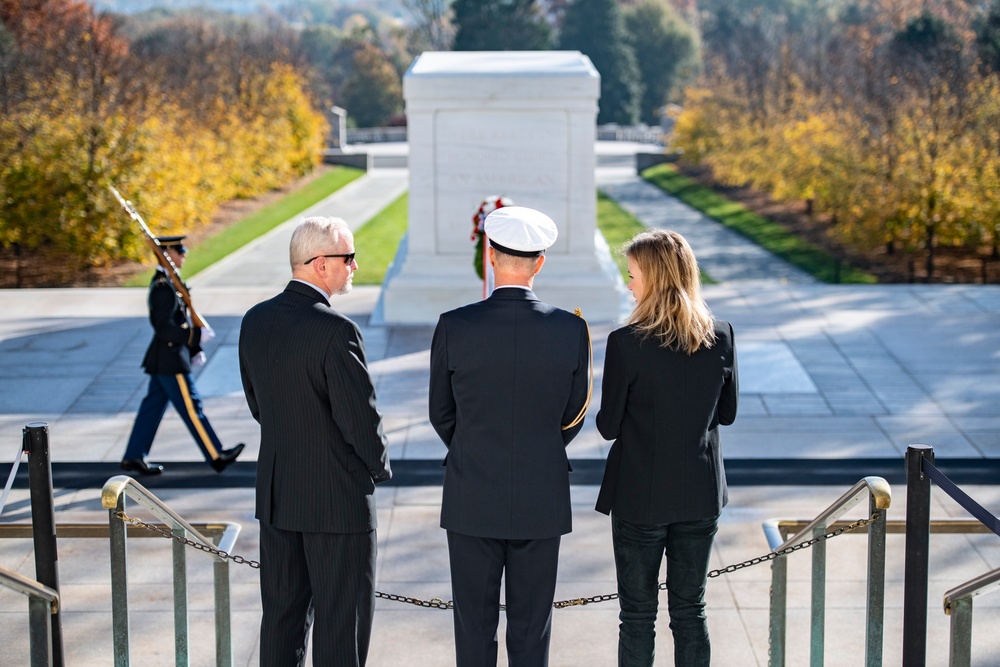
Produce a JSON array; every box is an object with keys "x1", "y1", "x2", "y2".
[
  {"x1": 258, "y1": 523, "x2": 376, "y2": 667},
  {"x1": 447, "y1": 531, "x2": 562, "y2": 667},
  {"x1": 612, "y1": 514, "x2": 719, "y2": 667},
  {"x1": 122, "y1": 373, "x2": 225, "y2": 462}
]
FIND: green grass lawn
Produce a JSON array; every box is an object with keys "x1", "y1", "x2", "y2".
[
  {"x1": 597, "y1": 190, "x2": 715, "y2": 284},
  {"x1": 352, "y1": 192, "x2": 408, "y2": 285},
  {"x1": 640, "y1": 163, "x2": 876, "y2": 284},
  {"x1": 597, "y1": 191, "x2": 645, "y2": 283},
  {"x1": 126, "y1": 166, "x2": 364, "y2": 286},
  {"x1": 348, "y1": 190, "x2": 712, "y2": 286}
]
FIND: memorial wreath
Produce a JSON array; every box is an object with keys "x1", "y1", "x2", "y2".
[{"x1": 471, "y1": 195, "x2": 514, "y2": 280}]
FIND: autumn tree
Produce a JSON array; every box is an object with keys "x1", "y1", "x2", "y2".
[
  {"x1": 340, "y1": 40, "x2": 403, "y2": 127},
  {"x1": 0, "y1": 0, "x2": 149, "y2": 277},
  {"x1": 962, "y1": 76, "x2": 1000, "y2": 256},
  {"x1": 0, "y1": 2, "x2": 329, "y2": 281},
  {"x1": 885, "y1": 12, "x2": 970, "y2": 278},
  {"x1": 673, "y1": 0, "x2": 1000, "y2": 282}
]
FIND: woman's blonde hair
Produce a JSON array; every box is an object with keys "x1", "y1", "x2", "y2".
[{"x1": 624, "y1": 229, "x2": 716, "y2": 354}]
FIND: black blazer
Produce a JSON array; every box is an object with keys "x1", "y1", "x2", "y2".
[
  {"x1": 429, "y1": 287, "x2": 590, "y2": 540},
  {"x1": 239, "y1": 281, "x2": 391, "y2": 534},
  {"x1": 595, "y1": 321, "x2": 738, "y2": 525},
  {"x1": 141, "y1": 269, "x2": 202, "y2": 375}
]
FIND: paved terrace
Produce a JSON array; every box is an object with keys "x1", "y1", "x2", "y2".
[{"x1": 0, "y1": 143, "x2": 998, "y2": 664}]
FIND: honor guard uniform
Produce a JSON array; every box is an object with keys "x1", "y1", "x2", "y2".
[
  {"x1": 120, "y1": 235, "x2": 244, "y2": 475},
  {"x1": 429, "y1": 207, "x2": 591, "y2": 666}
]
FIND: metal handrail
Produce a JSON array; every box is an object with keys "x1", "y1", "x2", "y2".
[
  {"x1": 0, "y1": 566, "x2": 59, "y2": 608},
  {"x1": 0, "y1": 522, "x2": 237, "y2": 541},
  {"x1": 101, "y1": 476, "x2": 240, "y2": 557},
  {"x1": 764, "y1": 476, "x2": 891, "y2": 667},
  {"x1": 943, "y1": 567, "x2": 1000, "y2": 667},
  {"x1": 764, "y1": 518, "x2": 991, "y2": 538},
  {"x1": 101, "y1": 475, "x2": 241, "y2": 667},
  {"x1": 769, "y1": 477, "x2": 891, "y2": 551},
  {"x1": 0, "y1": 566, "x2": 59, "y2": 667},
  {"x1": 944, "y1": 567, "x2": 1000, "y2": 612}
]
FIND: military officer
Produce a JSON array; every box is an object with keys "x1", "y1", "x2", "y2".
[
  {"x1": 120, "y1": 235, "x2": 244, "y2": 475},
  {"x1": 429, "y1": 207, "x2": 591, "y2": 666}
]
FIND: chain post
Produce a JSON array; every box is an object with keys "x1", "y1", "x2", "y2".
[
  {"x1": 903, "y1": 444, "x2": 933, "y2": 667},
  {"x1": 24, "y1": 422, "x2": 64, "y2": 667}
]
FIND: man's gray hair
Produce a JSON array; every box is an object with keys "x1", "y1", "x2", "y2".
[{"x1": 289, "y1": 216, "x2": 350, "y2": 270}]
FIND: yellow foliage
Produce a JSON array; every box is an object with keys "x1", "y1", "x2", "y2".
[
  {"x1": 672, "y1": 88, "x2": 722, "y2": 164},
  {"x1": 0, "y1": 57, "x2": 329, "y2": 267},
  {"x1": 672, "y1": 62, "x2": 1000, "y2": 257}
]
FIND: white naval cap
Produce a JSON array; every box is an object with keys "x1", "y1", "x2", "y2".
[{"x1": 484, "y1": 206, "x2": 558, "y2": 257}]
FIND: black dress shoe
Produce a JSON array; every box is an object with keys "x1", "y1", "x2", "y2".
[
  {"x1": 211, "y1": 443, "x2": 245, "y2": 473},
  {"x1": 120, "y1": 459, "x2": 164, "y2": 476}
]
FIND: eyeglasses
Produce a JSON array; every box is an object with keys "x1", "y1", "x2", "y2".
[{"x1": 303, "y1": 252, "x2": 355, "y2": 265}]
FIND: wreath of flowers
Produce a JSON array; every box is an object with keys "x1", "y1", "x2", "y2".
[{"x1": 471, "y1": 195, "x2": 514, "y2": 280}]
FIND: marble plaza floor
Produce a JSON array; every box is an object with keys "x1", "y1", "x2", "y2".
[{"x1": 1, "y1": 145, "x2": 999, "y2": 664}]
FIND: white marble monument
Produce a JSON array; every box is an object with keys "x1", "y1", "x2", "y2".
[{"x1": 375, "y1": 51, "x2": 625, "y2": 324}]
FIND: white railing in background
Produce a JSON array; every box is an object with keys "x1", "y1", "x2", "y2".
[{"x1": 344, "y1": 124, "x2": 664, "y2": 145}]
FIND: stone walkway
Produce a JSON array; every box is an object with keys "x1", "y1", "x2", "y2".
[
  {"x1": 597, "y1": 167, "x2": 817, "y2": 284},
  {"x1": 1, "y1": 142, "x2": 998, "y2": 665}
]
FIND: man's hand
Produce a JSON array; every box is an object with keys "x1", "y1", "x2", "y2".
[
  {"x1": 200, "y1": 326, "x2": 216, "y2": 343},
  {"x1": 192, "y1": 351, "x2": 208, "y2": 367}
]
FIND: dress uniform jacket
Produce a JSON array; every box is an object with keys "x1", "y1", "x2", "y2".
[
  {"x1": 595, "y1": 320, "x2": 738, "y2": 525},
  {"x1": 239, "y1": 280, "x2": 391, "y2": 533},
  {"x1": 141, "y1": 269, "x2": 202, "y2": 375},
  {"x1": 428, "y1": 287, "x2": 590, "y2": 540}
]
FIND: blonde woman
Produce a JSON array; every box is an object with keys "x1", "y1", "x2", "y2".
[{"x1": 596, "y1": 229, "x2": 738, "y2": 666}]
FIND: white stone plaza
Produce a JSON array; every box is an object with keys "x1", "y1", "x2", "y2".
[{"x1": 0, "y1": 141, "x2": 998, "y2": 664}]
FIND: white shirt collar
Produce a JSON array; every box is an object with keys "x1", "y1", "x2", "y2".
[{"x1": 292, "y1": 278, "x2": 330, "y2": 302}]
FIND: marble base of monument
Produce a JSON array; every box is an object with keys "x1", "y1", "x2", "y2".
[{"x1": 372, "y1": 232, "x2": 626, "y2": 325}]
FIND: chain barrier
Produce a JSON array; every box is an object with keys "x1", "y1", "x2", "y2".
[
  {"x1": 114, "y1": 510, "x2": 261, "y2": 569},
  {"x1": 116, "y1": 509, "x2": 879, "y2": 610},
  {"x1": 549, "y1": 512, "x2": 879, "y2": 609},
  {"x1": 375, "y1": 592, "x2": 453, "y2": 610}
]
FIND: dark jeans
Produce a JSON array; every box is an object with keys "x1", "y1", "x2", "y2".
[{"x1": 612, "y1": 514, "x2": 719, "y2": 667}]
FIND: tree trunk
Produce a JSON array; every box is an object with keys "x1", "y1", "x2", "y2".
[
  {"x1": 14, "y1": 242, "x2": 22, "y2": 289},
  {"x1": 925, "y1": 223, "x2": 935, "y2": 282}
]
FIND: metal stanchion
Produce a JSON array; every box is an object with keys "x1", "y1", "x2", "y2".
[
  {"x1": 902, "y1": 444, "x2": 933, "y2": 667},
  {"x1": 24, "y1": 422, "x2": 64, "y2": 667}
]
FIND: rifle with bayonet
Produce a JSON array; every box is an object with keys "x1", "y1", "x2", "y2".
[{"x1": 108, "y1": 185, "x2": 209, "y2": 329}]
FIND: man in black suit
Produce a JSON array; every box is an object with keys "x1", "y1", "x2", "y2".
[
  {"x1": 429, "y1": 206, "x2": 590, "y2": 667},
  {"x1": 120, "y1": 235, "x2": 244, "y2": 475},
  {"x1": 239, "y1": 216, "x2": 391, "y2": 667}
]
